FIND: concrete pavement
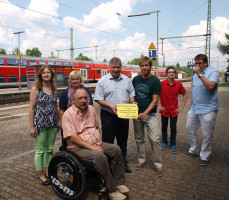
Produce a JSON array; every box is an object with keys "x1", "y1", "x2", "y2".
[{"x1": 0, "y1": 84, "x2": 229, "y2": 200}]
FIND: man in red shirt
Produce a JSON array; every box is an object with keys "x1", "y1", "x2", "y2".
[{"x1": 158, "y1": 66, "x2": 187, "y2": 153}]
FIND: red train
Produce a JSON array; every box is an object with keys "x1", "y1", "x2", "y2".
[{"x1": 0, "y1": 55, "x2": 174, "y2": 88}]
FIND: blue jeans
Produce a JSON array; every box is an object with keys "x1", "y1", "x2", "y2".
[{"x1": 161, "y1": 115, "x2": 178, "y2": 146}]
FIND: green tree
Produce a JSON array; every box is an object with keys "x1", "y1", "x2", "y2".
[
  {"x1": 103, "y1": 58, "x2": 108, "y2": 63},
  {"x1": 49, "y1": 51, "x2": 57, "y2": 59},
  {"x1": 174, "y1": 62, "x2": 183, "y2": 72},
  {"x1": 0, "y1": 48, "x2": 7, "y2": 55},
  {"x1": 218, "y1": 33, "x2": 229, "y2": 81},
  {"x1": 75, "y1": 53, "x2": 93, "y2": 61},
  {"x1": 11, "y1": 47, "x2": 20, "y2": 55},
  {"x1": 25, "y1": 47, "x2": 42, "y2": 57},
  {"x1": 127, "y1": 58, "x2": 140, "y2": 65},
  {"x1": 217, "y1": 33, "x2": 229, "y2": 58}
]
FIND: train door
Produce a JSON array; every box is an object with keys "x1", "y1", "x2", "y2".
[
  {"x1": 102, "y1": 69, "x2": 107, "y2": 77},
  {"x1": 80, "y1": 69, "x2": 88, "y2": 82}
]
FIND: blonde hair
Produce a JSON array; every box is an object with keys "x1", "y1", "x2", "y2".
[
  {"x1": 68, "y1": 70, "x2": 83, "y2": 84},
  {"x1": 34, "y1": 65, "x2": 56, "y2": 90}
]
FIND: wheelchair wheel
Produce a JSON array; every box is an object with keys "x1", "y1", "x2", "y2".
[{"x1": 48, "y1": 151, "x2": 86, "y2": 200}]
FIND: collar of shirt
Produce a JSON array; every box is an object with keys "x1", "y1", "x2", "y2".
[
  {"x1": 108, "y1": 73, "x2": 123, "y2": 81},
  {"x1": 201, "y1": 66, "x2": 210, "y2": 75},
  {"x1": 72, "y1": 104, "x2": 88, "y2": 118},
  {"x1": 165, "y1": 79, "x2": 176, "y2": 86}
]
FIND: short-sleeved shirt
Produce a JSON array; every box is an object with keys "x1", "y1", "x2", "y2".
[
  {"x1": 62, "y1": 105, "x2": 102, "y2": 149},
  {"x1": 160, "y1": 79, "x2": 186, "y2": 117},
  {"x1": 59, "y1": 86, "x2": 93, "y2": 111},
  {"x1": 94, "y1": 73, "x2": 135, "y2": 114},
  {"x1": 133, "y1": 75, "x2": 161, "y2": 114},
  {"x1": 191, "y1": 66, "x2": 219, "y2": 114}
]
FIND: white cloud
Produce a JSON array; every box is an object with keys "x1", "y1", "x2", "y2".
[
  {"x1": 23, "y1": 0, "x2": 59, "y2": 25},
  {"x1": 211, "y1": 17, "x2": 229, "y2": 45}
]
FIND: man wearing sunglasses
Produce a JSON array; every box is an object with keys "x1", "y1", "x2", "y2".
[
  {"x1": 158, "y1": 66, "x2": 187, "y2": 154},
  {"x1": 184, "y1": 54, "x2": 219, "y2": 166}
]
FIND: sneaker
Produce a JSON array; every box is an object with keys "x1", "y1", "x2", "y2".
[
  {"x1": 200, "y1": 160, "x2": 209, "y2": 166},
  {"x1": 108, "y1": 191, "x2": 126, "y2": 200},
  {"x1": 184, "y1": 152, "x2": 199, "y2": 157},
  {"x1": 170, "y1": 145, "x2": 176, "y2": 154},
  {"x1": 161, "y1": 143, "x2": 167, "y2": 150},
  {"x1": 157, "y1": 167, "x2": 163, "y2": 177},
  {"x1": 135, "y1": 162, "x2": 145, "y2": 170},
  {"x1": 116, "y1": 185, "x2": 130, "y2": 194}
]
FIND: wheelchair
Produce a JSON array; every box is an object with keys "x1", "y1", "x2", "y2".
[{"x1": 48, "y1": 127, "x2": 108, "y2": 200}]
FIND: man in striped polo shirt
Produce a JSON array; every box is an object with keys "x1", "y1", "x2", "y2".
[{"x1": 62, "y1": 88, "x2": 129, "y2": 200}]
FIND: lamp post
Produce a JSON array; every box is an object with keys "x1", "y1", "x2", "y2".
[
  {"x1": 13, "y1": 31, "x2": 25, "y2": 90},
  {"x1": 187, "y1": 60, "x2": 194, "y2": 88},
  {"x1": 128, "y1": 10, "x2": 160, "y2": 77}
]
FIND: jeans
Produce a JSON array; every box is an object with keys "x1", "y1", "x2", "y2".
[
  {"x1": 161, "y1": 115, "x2": 178, "y2": 146},
  {"x1": 133, "y1": 113, "x2": 162, "y2": 169}
]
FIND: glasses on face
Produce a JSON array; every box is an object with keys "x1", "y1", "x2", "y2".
[
  {"x1": 167, "y1": 71, "x2": 175, "y2": 74},
  {"x1": 195, "y1": 62, "x2": 205, "y2": 66}
]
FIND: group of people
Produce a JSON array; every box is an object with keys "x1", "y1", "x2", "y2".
[{"x1": 29, "y1": 53, "x2": 219, "y2": 200}]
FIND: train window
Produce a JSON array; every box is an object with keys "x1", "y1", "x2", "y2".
[
  {"x1": 0, "y1": 76, "x2": 5, "y2": 83},
  {"x1": 7, "y1": 59, "x2": 17, "y2": 65},
  {"x1": 8, "y1": 75, "x2": 17, "y2": 82},
  {"x1": 0, "y1": 59, "x2": 4, "y2": 65},
  {"x1": 64, "y1": 62, "x2": 69, "y2": 66},
  {"x1": 97, "y1": 70, "x2": 101, "y2": 74},
  {"x1": 56, "y1": 61, "x2": 62, "y2": 65},
  {"x1": 29, "y1": 60, "x2": 37, "y2": 65},
  {"x1": 21, "y1": 59, "x2": 27, "y2": 65},
  {"x1": 21, "y1": 75, "x2": 27, "y2": 82},
  {"x1": 39, "y1": 61, "x2": 45, "y2": 65},
  {"x1": 48, "y1": 61, "x2": 54, "y2": 65}
]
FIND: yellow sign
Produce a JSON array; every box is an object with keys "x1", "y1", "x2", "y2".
[
  {"x1": 117, "y1": 104, "x2": 138, "y2": 119},
  {"x1": 17, "y1": 54, "x2": 21, "y2": 60},
  {"x1": 148, "y1": 42, "x2": 156, "y2": 49}
]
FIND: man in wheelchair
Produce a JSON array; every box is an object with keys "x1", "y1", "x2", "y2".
[{"x1": 62, "y1": 88, "x2": 130, "y2": 200}]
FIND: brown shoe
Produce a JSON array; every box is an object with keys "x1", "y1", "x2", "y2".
[
  {"x1": 116, "y1": 185, "x2": 130, "y2": 194},
  {"x1": 157, "y1": 167, "x2": 163, "y2": 177},
  {"x1": 108, "y1": 191, "x2": 127, "y2": 200},
  {"x1": 135, "y1": 162, "x2": 145, "y2": 169}
]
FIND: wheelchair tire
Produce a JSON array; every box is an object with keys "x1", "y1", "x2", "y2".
[{"x1": 48, "y1": 151, "x2": 86, "y2": 200}]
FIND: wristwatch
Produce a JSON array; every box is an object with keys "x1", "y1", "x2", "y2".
[{"x1": 199, "y1": 74, "x2": 203, "y2": 79}]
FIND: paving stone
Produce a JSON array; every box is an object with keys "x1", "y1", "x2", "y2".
[{"x1": 0, "y1": 85, "x2": 229, "y2": 200}]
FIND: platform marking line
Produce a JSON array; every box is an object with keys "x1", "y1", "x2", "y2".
[
  {"x1": 0, "y1": 139, "x2": 61, "y2": 164},
  {"x1": 0, "y1": 112, "x2": 28, "y2": 120}
]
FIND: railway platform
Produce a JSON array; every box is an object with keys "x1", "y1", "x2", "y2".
[
  {"x1": 0, "y1": 84, "x2": 229, "y2": 200},
  {"x1": 0, "y1": 83, "x2": 97, "y2": 105}
]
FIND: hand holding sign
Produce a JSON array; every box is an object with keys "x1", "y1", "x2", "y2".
[{"x1": 117, "y1": 104, "x2": 138, "y2": 119}]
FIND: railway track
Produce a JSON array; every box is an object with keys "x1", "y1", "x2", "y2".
[{"x1": 0, "y1": 97, "x2": 30, "y2": 106}]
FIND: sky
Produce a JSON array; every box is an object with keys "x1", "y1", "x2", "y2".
[{"x1": 0, "y1": 0, "x2": 229, "y2": 71}]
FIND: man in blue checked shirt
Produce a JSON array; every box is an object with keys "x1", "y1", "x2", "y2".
[
  {"x1": 185, "y1": 54, "x2": 219, "y2": 166},
  {"x1": 94, "y1": 57, "x2": 136, "y2": 173}
]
